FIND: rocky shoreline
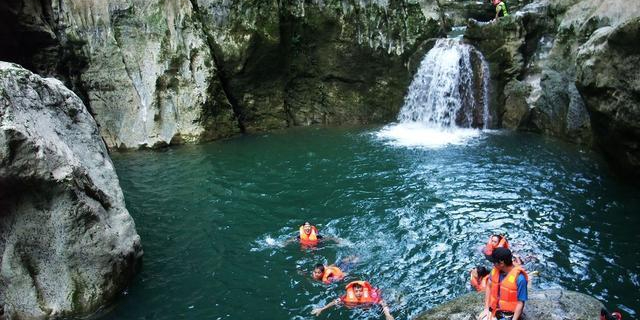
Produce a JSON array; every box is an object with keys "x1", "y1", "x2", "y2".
[
  {"x1": 1, "y1": 0, "x2": 639, "y2": 318},
  {"x1": 414, "y1": 289, "x2": 603, "y2": 320}
]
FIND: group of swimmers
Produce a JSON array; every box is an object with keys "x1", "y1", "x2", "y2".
[
  {"x1": 295, "y1": 224, "x2": 525, "y2": 320},
  {"x1": 296, "y1": 223, "x2": 525, "y2": 320},
  {"x1": 295, "y1": 222, "x2": 395, "y2": 320},
  {"x1": 294, "y1": 225, "x2": 622, "y2": 320}
]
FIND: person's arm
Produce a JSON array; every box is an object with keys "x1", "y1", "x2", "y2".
[
  {"x1": 513, "y1": 274, "x2": 528, "y2": 320},
  {"x1": 283, "y1": 237, "x2": 298, "y2": 246},
  {"x1": 311, "y1": 298, "x2": 340, "y2": 316},
  {"x1": 478, "y1": 280, "x2": 491, "y2": 320},
  {"x1": 319, "y1": 235, "x2": 342, "y2": 244},
  {"x1": 380, "y1": 300, "x2": 395, "y2": 320},
  {"x1": 513, "y1": 301, "x2": 525, "y2": 320}
]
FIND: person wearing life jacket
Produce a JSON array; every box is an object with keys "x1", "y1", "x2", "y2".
[
  {"x1": 483, "y1": 234, "x2": 510, "y2": 260},
  {"x1": 311, "y1": 281, "x2": 395, "y2": 320},
  {"x1": 478, "y1": 248, "x2": 528, "y2": 320},
  {"x1": 298, "y1": 222, "x2": 323, "y2": 246},
  {"x1": 470, "y1": 266, "x2": 490, "y2": 292},
  {"x1": 312, "y1": 263, "x2": 345, "y2": 284},
  {"x1": 492, "y1": 0, "x2": 509, "y2": 21}
]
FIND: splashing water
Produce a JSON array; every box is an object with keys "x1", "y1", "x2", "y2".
[{"x1": 377, "y1": 38, "x2": 491, "y2": 148}]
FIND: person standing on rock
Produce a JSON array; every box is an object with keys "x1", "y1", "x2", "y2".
[
  {"x1": 492, "y1": 0, "x2": 509, "y2": 21},
  {"x1": 478, "y1": 247, "x2": 528, "y2": 320}
]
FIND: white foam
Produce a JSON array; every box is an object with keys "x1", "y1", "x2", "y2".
[{"x1": 375, "y1": 122, "x2": 481, "y2": 148}]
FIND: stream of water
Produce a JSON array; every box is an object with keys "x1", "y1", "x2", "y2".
[{"x1": 107, "y1": 127, "x2": 640, "y2": 320}]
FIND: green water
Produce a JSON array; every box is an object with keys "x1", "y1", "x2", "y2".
[{"x1": 107, "y1": 127, "x2": 640, "y2": 320}]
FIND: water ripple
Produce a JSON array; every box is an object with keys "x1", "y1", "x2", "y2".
[{"x1": 108, "y1": 128, "x2": 640, "y2": 320}]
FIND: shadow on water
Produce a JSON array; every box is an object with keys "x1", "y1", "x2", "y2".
[{"x1": 106, "y1": 127, "x2": 640, "y2": 320}]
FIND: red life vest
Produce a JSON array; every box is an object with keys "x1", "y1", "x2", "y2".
[
  {"x1": 299, "y1": 225, "x2": 318, "y2": 245},
  {"x1": 470, "y1": 273, "x2": 489, "y2": 292},
  {"x1": 489, "y1": 266, "x2": 528, "y2": 313},
  {"x1": 322, "y1": 265, "x2": 345, "y2": 284},
  {"x1": 340, "y1": 281, "x2": 381, "y2": 306},
  {"x1": 483, "y1": 236, "x2": 510, "y2": 256}
]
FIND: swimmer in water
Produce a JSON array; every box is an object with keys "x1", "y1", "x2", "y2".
[
  {"x1": 311, "y1": 281, "x2": 394, "y2": 320},
  {"x1": 285, "y1": 222, "x2": 340, "y2": 247},
  {"x1": 311, "y1": 256, "x2": 359, "y2": 283}
]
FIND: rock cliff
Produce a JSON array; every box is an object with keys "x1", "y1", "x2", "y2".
[
  {"x1": 1, "y1": 0, "x2": 452, "y2": 149},
  {"x1": 0, "y1": 62, "x2": 142, "y2": 319},
  {"x1": 464, "y1": 0, "x2": 640, "y2": 180},
  {"x1": 576, "y1": 16, "x2": 640, "y2": 180}
]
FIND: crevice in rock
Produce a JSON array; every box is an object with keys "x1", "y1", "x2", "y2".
[
  {"x1": 187, "y1": 0, "x2": 246, "y2": 134},
  {"x1": 321, "y1": 75, "x2": 366, "y2": 85}
]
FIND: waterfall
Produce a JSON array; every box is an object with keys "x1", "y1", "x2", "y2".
[
  {"x1": 399, "y1": 38, "x2": 490, "y2": 129},
  {"x1": 376, "y1": 38, "x2": 491, "y2": 148}
]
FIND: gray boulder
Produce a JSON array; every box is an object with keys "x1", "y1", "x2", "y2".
[
  {"x1": 0, "y1": 62, "x2": 142, "y2": 319},
  {"x1": 414, "y1": 289, "x2": 602, "y2": 320},
  {"x1": 576, "y1": 17, "x2": 640, "y2": 180}
]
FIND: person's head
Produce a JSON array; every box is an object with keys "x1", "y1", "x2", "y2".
[
  {"x1": 491, "y1": 247, "x2": 513, "y2": 271},
  {"x1": 352, "y1": 283, "x2": 364, "y2": 298},
  {"x1": 492, "y1": 0, "x2": 501, "y2": 6},
  {"x1": 303, "y1": 222, "x2": 312, "y2": 234},
  {"x1": 312, "y1": 264, "x2": 325, "y2": 280},
  {"x1": 477, "y1": 266, "x2": 490, "y2": 278},
  {"x1": 490, "y1": 234, "x2": 503, "y2": 247}
]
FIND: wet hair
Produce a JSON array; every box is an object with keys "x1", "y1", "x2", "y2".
[
  {"x1": 314, "y1": 264, "x2": 325, "y2": 272},
  {"x1": 352, "y1": 283, "x2": 363, "y2": 289},
  {"x1": 476, "y1": 266, "x2": 490, "y2": 278},
  {"x1": 491, "y1": 234, "x2": 503, "y2": 241},
  {"x1": 491, "y1": 247, "x2": 513, "y2": 266}
]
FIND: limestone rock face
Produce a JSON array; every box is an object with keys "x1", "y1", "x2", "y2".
[
  {"x1": 193, "y1": 0, "x2": 442, "y2": 132},
  {"x1": 1, "y1": 0, "x2": 447, "y2": 149},
  {"x1": 52, "y1": 0, "x2": 239, "y2": 149},
  {"x1": 576, "y1": 17, "x2": 640, "y2": 180},
  {"x1": 414, "y1": 289, "x2": 602, "y2": 320},
  {"x1": 464, "y1": 0, "x2": 640, "y2": 152},
  {"x1": 0, "y1": 62, "x2": 142, "y2": 319}
]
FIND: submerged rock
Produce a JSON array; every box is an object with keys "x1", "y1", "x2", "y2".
[
  {"x1": 414, "y1": 289, "x2": 602, "y2": 320},
  {"x1": 0, "y1": 62, "x2": 142, "y2": 319}
]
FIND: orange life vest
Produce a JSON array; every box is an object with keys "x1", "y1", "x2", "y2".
[
  {"x1": 471, "y1": 273, "x2": 489, "y2": 292},
  {"x1": 483, "y1": 236, "x2": 510, "y2": 256},
  {"x1": 322, "y1": 265, "x2": 345, "y2": 284},
  {"x1": 340, "y1": 281, "x2": 381, "y2": 306},
  {"x1": 488, "y1": 266, "x2": 528, "y2": 313},
  {"x1": 299, "y1": 225, "x2": 319, "y2": 245}
]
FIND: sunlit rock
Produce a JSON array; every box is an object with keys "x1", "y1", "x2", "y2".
[{"x1": 0, "y1": 62, "x2": 142, "y2": 319}]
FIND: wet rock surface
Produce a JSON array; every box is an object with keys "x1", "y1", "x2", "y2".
[
  {"x1": 464, "y1": 0, "x2": 640, "y2": 180},
  {"x1": 576, "y1": 16, "x2": 640, "y2": 181},
  {"x1": 414, "y1": 289, "x2": 603, "y2": 320},
  {"x1": 0, "y1": 62, "x2": 142, "y2": 319},
  {"x1": 0, "y1": 0, "x2": 451, "y2": 149}
]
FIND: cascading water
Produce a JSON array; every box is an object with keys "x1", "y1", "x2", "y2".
[{"x1": 377, "y1": 38, "x2": 491, "y2": 148}]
